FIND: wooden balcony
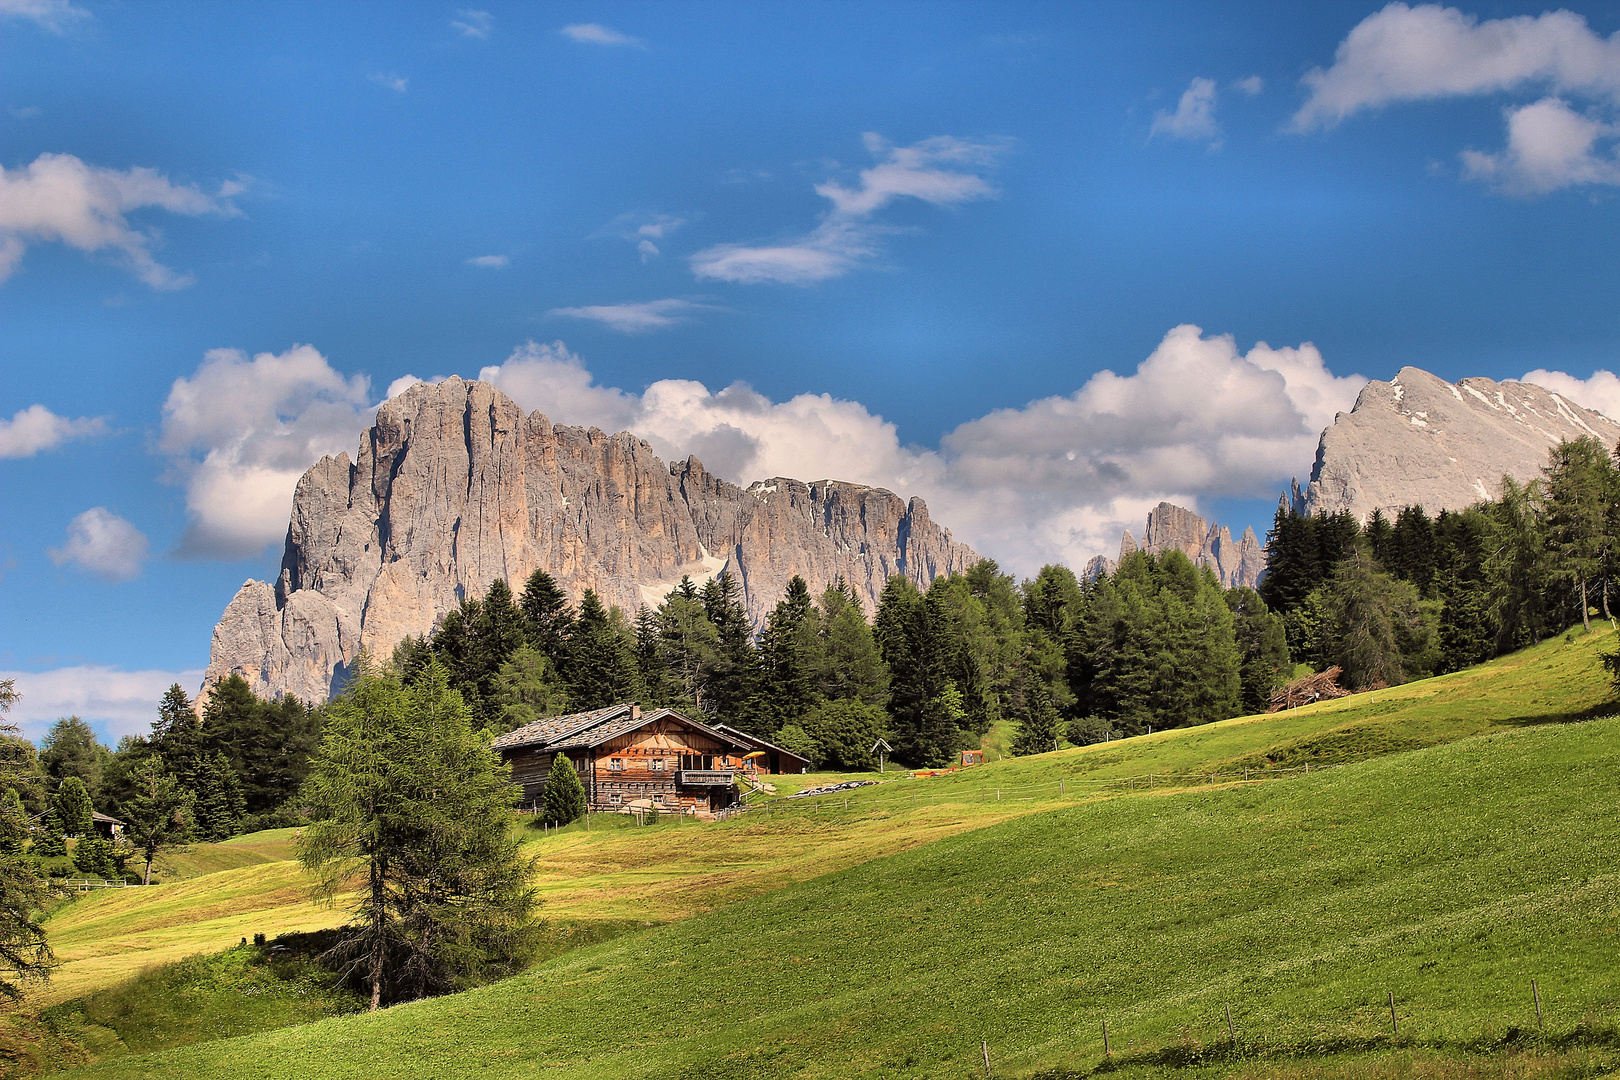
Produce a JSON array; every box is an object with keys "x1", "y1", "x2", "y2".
[{"x1": 676, "y1": 769, "x2": 736, "y2": 787}]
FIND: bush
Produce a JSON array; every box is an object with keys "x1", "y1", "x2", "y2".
[
  {"x1": 72, "y1": 835, "x2": 115, "y2": 878},
  {"x1": 772, "y1": 724, "x2": 822, "y2": 768},
  {"x1": 238, "y1": 805, "x2": 307, "y2": 834},
  {"x1": 1064, "y1": 715, "x2": 1119, "y2": 746},
  {"x1": 800, "y1": 701, "x2": 885, "y2": 771}
]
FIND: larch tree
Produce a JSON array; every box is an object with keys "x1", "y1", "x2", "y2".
[
  {"x1": 124, "y1": 756, "x2": 194, "y2": 886},
  {"x1": 298, "y1": 658, "x2": 538, "y2": 1010}
]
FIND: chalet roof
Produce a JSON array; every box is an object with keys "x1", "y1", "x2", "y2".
[
  {"x1": 712, "y1": 723, "x2": 814, "y2": 766},
  {"x1": 491, "y1": 703, "x2": 751, "y2": 755},
  {"x1": 92, "y1": 811, "x2": 125, "y2": 825}
]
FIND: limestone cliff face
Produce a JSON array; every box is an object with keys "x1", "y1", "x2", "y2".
[
  {"x1": 1087, "y1": 504, "x2": 1263, "y2": 588},
  {"x1": 1302, "y1": 367, "x2": 1620, "y2": 522},
  {"x1": 205, "y1": 378, "x2": 979, "y2": 703}
]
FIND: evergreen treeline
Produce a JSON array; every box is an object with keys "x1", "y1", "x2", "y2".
[{"x1": 1260, "y1": 435, "x2": 1620, "y2": 688}]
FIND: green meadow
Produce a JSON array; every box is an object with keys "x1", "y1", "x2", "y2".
[{"x1": 10, "y1": 624, "x2": 1616, "y2": 1078}]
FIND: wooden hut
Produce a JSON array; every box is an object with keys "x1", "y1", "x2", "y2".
[
  {"x1": 492, "y1": 703, "x2": 755, "y2": 814},
  {"x1": 712, "y1": 723, "x2": 813, "y2": 775}
]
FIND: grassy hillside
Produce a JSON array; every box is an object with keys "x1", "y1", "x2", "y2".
[{"x1": 62, "y1": 708, "x2": 1620, "y2": 1079}]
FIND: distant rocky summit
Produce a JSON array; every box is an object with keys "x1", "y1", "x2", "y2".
[
  {"x1": 1085, "y1": 502, "x2": 1264, "y2": 589},
  {"x1": 205, "y1": 378, "x2": 978, "y2": 703},
  {"x1": 1299, "y1": 367, "x2": 1620, "y2": 523}
]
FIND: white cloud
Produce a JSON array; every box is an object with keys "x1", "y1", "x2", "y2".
[
  {"x1": 0, "y1": 403, "x2": 105, "y2": 458},
  {"x1": 561, "y1": 23, "x2": 644, "y2": 48},
  {"x1": 1151, "y1": 77, "x2": 1221, "y2": 143},
  {"x1": 0, "y1": 665, "x2": 204, "y2": 744},
  {"x1": 1460, "y1": 97, "x2": 1620, "y2": 194},
  {"x1": 47, "y1": 508, "x2": 148, "y2": 581},
  {"x1": 159, "y1": 345, "x2": 376, "y2": 559},
  {"x1": 637, "y1": 239, "x2": 660, "y2": 261},
  {"x1": 369, "y1": 72, "x2": 409, "y2": 93},
  {"x1": 691, "y1": 133, "x2": 1004, "y2": 285},
  {"x1": 547, "y1": 298, "x2": 719, "y2": 334},
  {"x1": 1294, "y1": 4, "x2": 1620, "y2": 131},
  {"x1": 466, "y1": 254, "x2": 509, "y2": 267},
  {"x1": 1521, "y1": 366, "x2": 1620, "y2": 422},
  {"x1": 595, "y1": 212, "x2": 686, "y2": 261},
  {"x1": 451, "y1": 8, "x2": 491, "y2": 38},
  {"x1": 0, "y1": 0, "x2": 89, "y2": 33},
  {"x1": 0, "y1": 152, "x2": 240, "y2": 289},
  {"x1": 478, "y1": 325, "x2": 1363, "y2": 573},
  {"x1": 1234, "y1": 75, "x2": 1264, "y2": 96}
]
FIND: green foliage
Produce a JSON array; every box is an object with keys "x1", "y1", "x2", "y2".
[
  {"x1": 1071, "y1": 550, "x2": 1241, "y2": 734},
  {"x1": 698, "y1": 572, "x2": 760, "y2": 726},
  {"x1": 541, "y1": 753, "x2": 587, "y2": 827},
  {"x1": 491, "y1": 645, "x2": 571, "y2": 734},
  {"x1": 55, "y1": 774, "x2": 95, "y2": 835},
  {"x1": 73, "y1": 833, "x2": 117, "y2": 878},
  {"x1": 192, "y1": 750, "x2": 246, "y2": 842},
  {"x1": 0, "y1": 678, "x2": 51, "y2": 1000},
  {"x1": 33, "y1": 811, "x2": 67, "y2": 857},
  {"x1": 40, "y1": 715, "x2": 112, "y2": 803},
  {"x1": 1009, "y1": 676, "x2": 1060, "y2": 756},
  {"x1": 771, "y1": 723, "x2": 821, "y2": 766},
  {"x1": 297, "y1": 658, "x2": 538, "y2": 1009},
  {"x1": 518, "y1": 569, "x2": 575, "y2": 667},
  {"x1": 124, "y1": 756, "x2": 195, "y2": 885},
  {"x1": 567, "y1": 590, "x2": 644, "y2": 711},
  {"x1": 1328, "y1": 549, "x2": 1420, "y2": 690},
  {"x1": 799, "y1": 700, "x2": 885, "y2": 771},
  {"x1": 0, "y1": 788, "x2": 27, "y2": 856},
  {"x1": 1542, "y1": 435, "x2": 1619, "y2": 630},
  {"x1": 814, "y1": 580, "x2": 890, "y2": 707},
  {"x1": 1226, "y1": 586, "x2": 1290, "y2": 713},
  {"x1": 758, "y1": 575, "x2": 821, "y2": 732}
]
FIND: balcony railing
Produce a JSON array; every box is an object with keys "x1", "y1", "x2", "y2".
[{"x1": 676, "y1": 769, "x2": 736, "y2": 787}]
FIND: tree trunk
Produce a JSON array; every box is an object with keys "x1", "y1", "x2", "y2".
[
  {"x1": 1603, "y1": 578, "x2": 1612, "y2": 622},
  {"x1": 142, "y1": 852, "x2": 153, "y2": 886},
  {"x1": 1582, "y1": 577, "x2": 1592, "y2": 632}
]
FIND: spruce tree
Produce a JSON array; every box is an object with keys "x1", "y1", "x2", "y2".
[
  {"x1": 124, "y1": 757, "x2": 194, "y2": 885},
  {"x1": 800, "y1": 699, "x2": 885, "y2": 770},
  {"x1": 492, "y1": 645, "x2": 570, "y2": 733},
  {"x1": 567, "y1": 591, "x2": 643, "y2": 710},
  {"x1": 519, "y1": 569, "x2": 576, "y2": 668},
  {"x1": 39, "y1": 717, "x2": 110, "y2": 804},
  {"x1": 73, "y1": 835, "x2": 115, "y2": 878},
  {"x1": 541, "y1": 753, "x2": 587, "y2": 826},
  {"x1": 0, "y1": 789, "x2": 26, "y2": 857},
  {"x1": 759, "y1": 576, "x2": 821, "y2": 732},
  {"x1": 33, "y1": 812, "x2": 66, "y2": 858},
  {"x1": 1010, "y1": 675, "x2": 1060, "y2": 757},
  {"x1": 1329, "y1": 549, "x2": 1418, "y2": 690},
  {"x1": 700, "y1": 572, "x2": 760, "y2": 725},
  {"x1": 657, "y1": 579, "x2": 719, "y2": 713},
  {"x1": 53, "y1": 776, "x2": 93, "y2": 836},
  {"x1": 1542, "y1": 436, "x2": 1616, "y2": 632},
  {"x1": 298, "y1": 659, "x2": 538, "y2": 1009}
]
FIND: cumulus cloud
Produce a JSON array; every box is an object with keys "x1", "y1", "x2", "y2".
[
  {"x1": 1234, "y1": 76, "x2": 1264, "y2": 96},
  {"x1": 466, "y1": 254, "x2": 509, "y2": 268},
  {"x1": 691, "y1": 133, "x2": 1004, "y2": 285},
  {"x1": 0, "y1": 152, "x2": 241, "y2": 289},
  {"x1": 0, "y1": 404, "x2": 105, "y2": 458},
  {"x1": 160, "y1": 345, "x2": 376, "y2": 559},
  {"x1": 547, "y1": 298, "x2": 720, "y2": 334},
  {"x1": 369, "y1": 72, "x2": 409, "y2": 93},
  {"x1": 47, "y1": 508, "x2": 148, "y2": 581},
  {"x1": 1521, "y1": 366, "x2": 1620, "y2": 422},
  {"x1": 477, "y1": 325, "x2": 1363, "y2": 572},
  {"x1": 1151, "y1": 77, "x2": 1221, "y2": 143},
  {"x1": 561, "y1": 23, "x2": 644, "y2": 48},
  {"x1": 0, "y1": 665, "x2": 204, "y2": 744},
  {"x1": 0, "y1": 0, "x2": 89, "y2": 33},
  {"x1": 451, "y1": 8, "x2": 491, "y2": 38},
  {"x1": 1460, "y1": 97, "x2": 1620, "y2": 194},
  {"x1": 1294, "y1": 4, "x2": 1620, "y2": 193}
]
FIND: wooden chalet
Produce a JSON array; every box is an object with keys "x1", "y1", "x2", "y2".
[{"x1": 493, "y1": 703, "x2": 775, "y2": 814}]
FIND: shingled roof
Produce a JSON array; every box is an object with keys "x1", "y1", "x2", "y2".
[{"x1": 491, "y1": 702, "x2": 751, "y2": 755}]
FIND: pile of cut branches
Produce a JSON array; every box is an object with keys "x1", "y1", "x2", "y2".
[{"x1": 1267, "y1": 667, "x2": 1351, "y2": 712}]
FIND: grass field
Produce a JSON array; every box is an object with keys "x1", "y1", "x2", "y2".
[
  {"x1": 60, "y1": 707, "x2": 1620, "y2": 1079},
  {"x1": 14, "y1": 624, "x2": 1615, "y2": 1076}
]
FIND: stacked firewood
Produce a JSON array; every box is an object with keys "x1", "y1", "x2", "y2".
[{"x1": 1267, "y1": 666, "x2": 1351, "y2": 712}]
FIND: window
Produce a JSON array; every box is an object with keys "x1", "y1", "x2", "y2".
[
  {"x1": 656, "y1": 792, "x2": 671, "y2": 805},
  {"x1": 608, "y1": 793, "x2": 622, "y2": 806},
  {"x1": 650, "y1": 757, "x2": 666, "y2": 771},
  {"x1": 609, "y1": 757, "x2": 624, "y2": 772}
]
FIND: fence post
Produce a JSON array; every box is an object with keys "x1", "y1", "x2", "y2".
[
  {"x1": 1388, "y1": 991, "x2": 1398, "y2": 1036},
  {"x1": 1225, "y1": 1002, "x2": 1235, "y2": 1042},
  {"x1": 1533, "y1": 979, "x2": 1543, "y2": 1027},
  {"x1": 981, "y1": 1039, "x2": 991, "y2": 1078},
  {"x1": 1102, "y1": 1019, "x2": 1111, "y2": 1057}
]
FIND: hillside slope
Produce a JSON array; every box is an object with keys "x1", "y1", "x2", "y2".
[{"x1": 68, "y1": 692, "x2": 1620, "y2": 1076}]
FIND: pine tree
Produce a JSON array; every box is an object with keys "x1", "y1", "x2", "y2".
[
  {"x1": 1542, "y1": 436, "x2": 1616, "y2": 632},
  {"x1": 759, "y1": 576, "x2": 821, "y2": 732},
  {"x1": 657, "y1": 580, "x2": 719, "y2": 713},
  {"x1": 1388, "y1": 505, "x2": 1438, "y2": 594},
  {"x1": 1226, "y1": 587, "x2": 1290, "y2": 714},
  {"x1": 801, "y1": 700, "x2": 885, "y2": 770},
  {"x1": 192, "y1": 751, "x2": 243, "y2": 841},
  {"x1": 700, "y1": 572, "x2": 760, "y2": 725},
  {"x1": 54, "y1": 776, "x2": 93, "y2": 836},
  {"x1": 633, "y1": 606, "x2": 677, "y2": 708},
  {"x1": 541, "y1": 753, "x2": 587, "y2": 826},
  {"x1": 33, "y1": 812, "x2": 66, "y2": 858},
  {"x1": 124, "y1": 757, "x2": 194, "y2": 885},
  {"x1": 874, "y1": 576, "x2": 946, "y2": 765},
  {"x1": 1329, "y1": 548, "x2": 1418, "y2": 690},
  {"x1": 0, "y1": 789, "x2": 26, "y2": 857},
  {"x1": 298, "y1": 659, "x2": 538, "y2": 1009},
  {"x1": 1010, "y1": 675, "x2": 1060, "y2": 757},
  {"x1": 0, "y1": 680, "x2": 50, "y2": 1000},
  {"x1": 814, "y1": 581, "x2": 890, "y2": 706},
  {"x1": 39, "y1": 717, "x2": 111, "y2": 804},
  {"x1": 567, "y1": 591, "x2": 643, "y2": 710},
  {"x1": 73, "y1": 835, "x2": 115, "y2": 878}
]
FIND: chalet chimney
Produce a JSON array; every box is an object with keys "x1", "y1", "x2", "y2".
[{"x1": 631, "y1": 704, "x2": 641, "y2": 720}]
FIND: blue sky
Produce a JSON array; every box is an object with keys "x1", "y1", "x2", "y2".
[{"x1": 4, "y1": 0, "x2": 1620, "y2": 740}]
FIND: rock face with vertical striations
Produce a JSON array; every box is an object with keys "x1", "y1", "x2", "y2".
[
  {"x1": 1300, "y1": 367, "x2": 1620, "y2": 523},
  {"x1": 1089, "y1": 503, "x2": 1264, "y2": 588},
  {"x1": 204, "y1": 377, "x2": 979, "y2": 704}
]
